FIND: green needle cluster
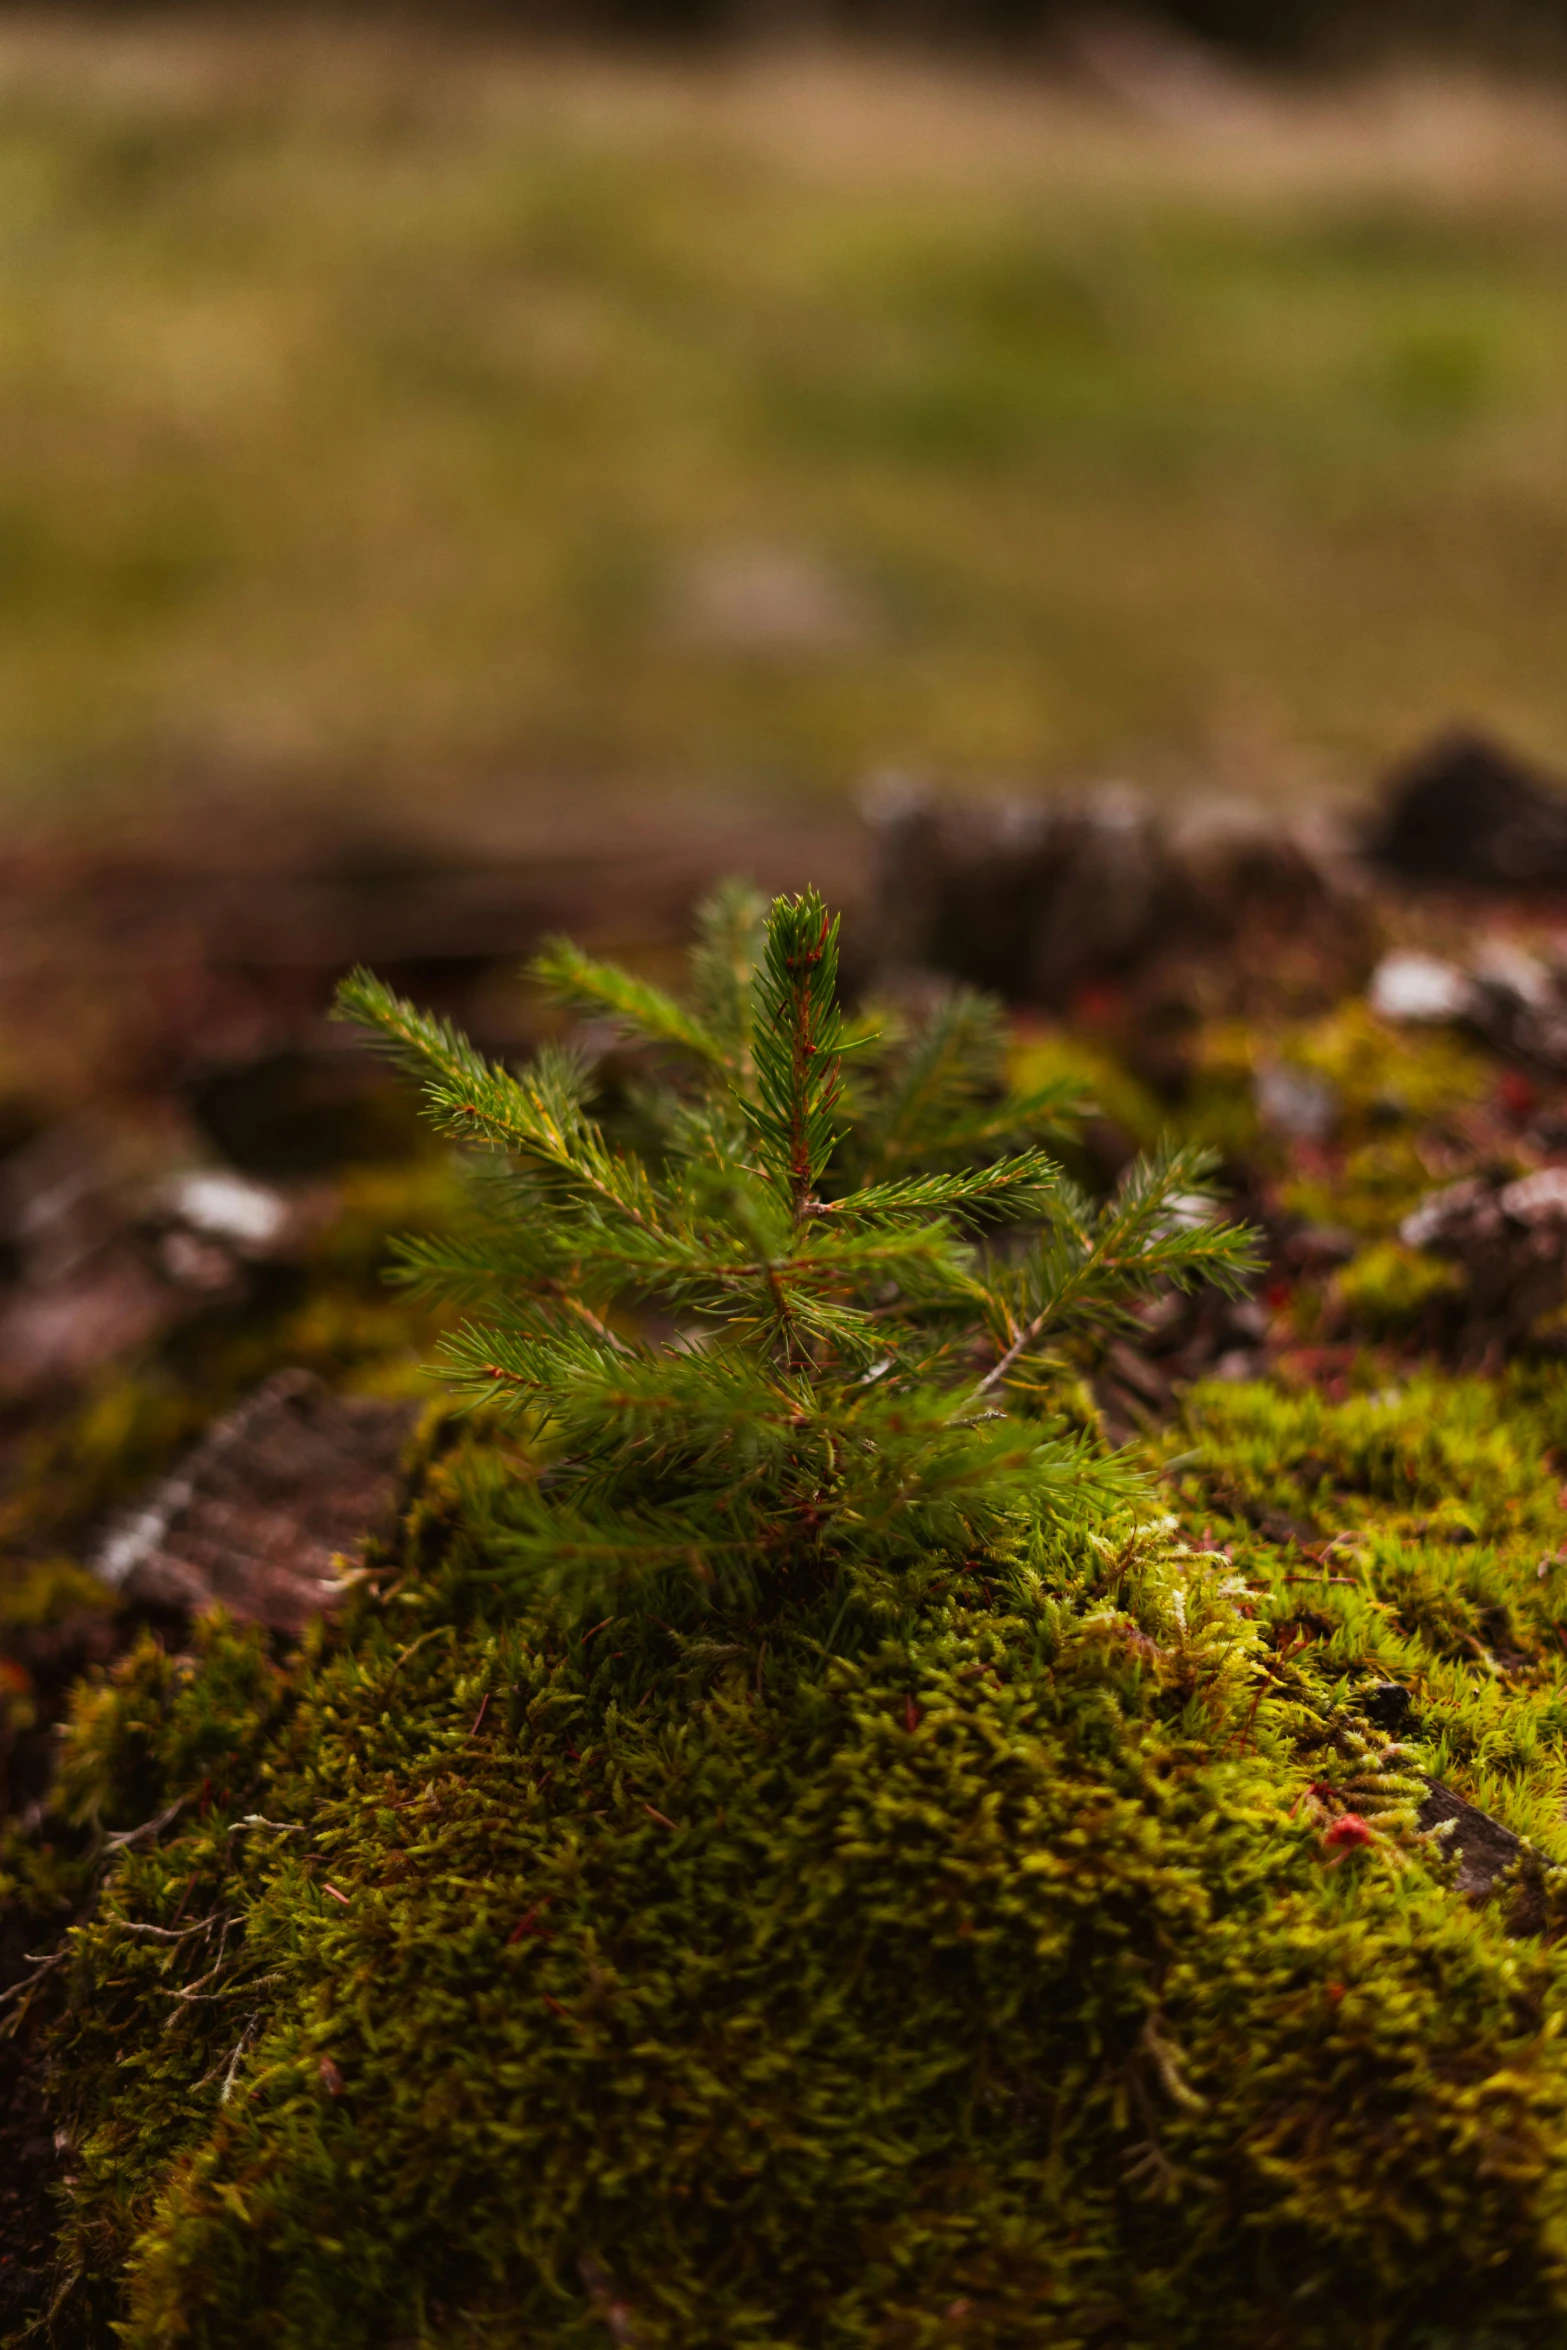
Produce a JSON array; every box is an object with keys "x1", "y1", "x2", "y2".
[{"x1": 335, "y1": 882, "x2": 1258, "y2": 1617}]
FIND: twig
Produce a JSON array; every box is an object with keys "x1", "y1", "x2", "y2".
[
  {"x1": 164, "y1": 1972, "x2": 283, "y2": 2006},
  {"x1": 1279, "y1": 1573, "x2": 1360, "y2": 1588},
  {"x1": 161, "y1": 1917, "x2": 236, "y2": 2003},
  {"x1": 221, "y1": 2015, "x2": 261, "y2": 2104},
  {"x1": 0, "y1": 1947, "x2": 68, "y2": 2010},
  {"x1": 103, "y1": 1797, "x2": 186, "y2": 1853},
  {"x1": 379, "y1": 1624, "x2": 454, "y2": 1687},
  {"x1": 965, "y1": 1309, "x2": 1056, "y2": 1406},
  {"x1": 105, "y1": 1914, "x2": 227, "y2": 1944}
]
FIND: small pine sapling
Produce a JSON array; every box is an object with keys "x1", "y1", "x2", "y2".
[{"x1": 335, "y1": 884, "x2": 1258, "y2": 1618}]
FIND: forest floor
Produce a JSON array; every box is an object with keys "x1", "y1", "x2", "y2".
[{"x1": 10, "y1": 806, "x2": 1567, "y2": 2335}]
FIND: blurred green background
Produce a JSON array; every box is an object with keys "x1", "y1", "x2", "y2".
[{"x1": 2, "y1": 16, "x2": 1567, "y2": 823}]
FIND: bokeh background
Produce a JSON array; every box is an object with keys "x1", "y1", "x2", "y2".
[
  {"x1": 0, "y1": 0, "x2": 1563, "y2": 1211},
  {"x1": 4, "y1": 2, "x2": 1567, "y2": 843}
]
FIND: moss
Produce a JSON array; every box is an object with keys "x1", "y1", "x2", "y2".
[
  {"x1": 1171, "y1": 1373, "x2": 1567, "y2": 1857},
  {"x1": 0, "y1": 1152, "x2": 460, "y2": 2003},
  {"x1": 1331, "y1": 1240, "x2": 1465, "y2": 1335},
  {"x1": 1008, "y1": 1028, "x2": 1165, "y2": 1154},
  {"x1": 1165, "y1": 1020, "x2": 1263, "y2": 1162},
  {"x1": 1271, "y1": 1012, "x2": 1492, "y2": 1240},
  {"x1": 1283, "y1": 1003, "x2": 1489, "y2": 1134},
  {"x1": 1159, "y1": 1002, "x2": 1493, "y2": 1242},
  {"x1": 5, "y1": 1404, "x2": 1567, "y2": 2348}
]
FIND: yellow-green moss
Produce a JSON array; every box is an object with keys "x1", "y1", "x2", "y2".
[
  {"x1": 1331, "y1": 1241, "x2": 1465, "y2": 1336},
  {"x1": 1165, "y1": 1001, "x2": 1495, "y2": 1243},
  {"x1": 12, "y1": 1391, "x2": 1567, "y2": 2349},
  {"x1": 1171, "y1": 1370, "x2": 1567, "y2": 1856},
  {"x1": 1284, "y1": 1002, "x2": 1490, "y2": 1133},
  {"x1": 1008, "y1": 1029, "x2": 1166, "y2": 1154}
]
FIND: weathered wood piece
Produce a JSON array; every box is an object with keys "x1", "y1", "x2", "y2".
[
  {"x1": 93, "y1": 1370, "x2": 417, "y2": 1632},
  {"x1": 1417, "y1": 1776, "x2": 1544, "y2": 1927}
]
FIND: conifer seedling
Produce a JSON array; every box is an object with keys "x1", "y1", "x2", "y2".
[{"x1": 336, "y1": 882, "x2": 1259, "y2": 1619}]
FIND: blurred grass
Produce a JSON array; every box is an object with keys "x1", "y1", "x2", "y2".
[{"x1": 3, "y1": 22, "x2": 1567, "y2": 818}]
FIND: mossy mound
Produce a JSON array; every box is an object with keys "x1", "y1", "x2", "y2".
[
  {"x1": 15, "y1": 1416, "x2": 1567, "y2": 2350},
  {"x1": 20, "y1": 890, "x2": 1567, "y2": 2348}
]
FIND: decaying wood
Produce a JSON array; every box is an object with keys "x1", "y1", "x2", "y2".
[
  {"x1": 92, "y1": 1369, "x2": 418, "y2": 1633},
  {"x1": 1418, "y1": 1776, "x2": 1547, "y2": 1928}
]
